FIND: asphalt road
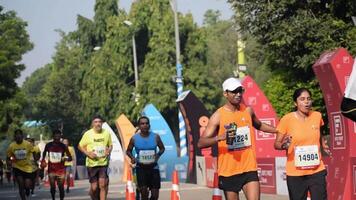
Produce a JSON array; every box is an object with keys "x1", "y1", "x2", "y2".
[{"x1": 0, "y1": 179, "x2": 289, "y2": 200}]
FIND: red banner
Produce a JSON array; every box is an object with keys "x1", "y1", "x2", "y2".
[
  {"x1": 313, "y1": 48, "x2": 356, "y2": 200},
  {"x1": 242, "y1": 76, "x2": 284, "y2": 158},
  {"x1": 257, "y1": 158, "x2": 276, "y2": 194}
]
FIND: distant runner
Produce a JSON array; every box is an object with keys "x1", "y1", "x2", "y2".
[
  {"x1": 41, "y1": 130, "x2": 72, "y2": 200},
  {"x1": 7, "y1": 129, "x2": 39, "y2": 200}
]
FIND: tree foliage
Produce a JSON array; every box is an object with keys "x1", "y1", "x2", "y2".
[
  {"x1": 0, "y1": 6, "x2": 33, "y2": 136},
  {"x1": 0, "y1": 6, "x2": 33, "y2": 100},
  {"x1": 228, "y1": 0, "x2": 356, "y2": 122},
  {"x1": 21, "y1": 0, "x2": 239, "y2": 142}
]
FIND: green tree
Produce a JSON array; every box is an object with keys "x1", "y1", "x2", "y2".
[
  {"x1": 80, "y1": 11, "x2": 136, "y2": 126},
  {"x1": 22, "y1": 64, "x2": 52, "y2": 118},
  {"x1": 0, "y1": 6, "x2": 33, "y2": 136},
  {"x1": 228, "y1": 0, "x2": 356, "y2": 82},
  {"x1": 32, "y1": 32, "x2": 84, "y2": 140},
  {"x1": 0, "y1": 6, "x2": 33, "y2": 100},
  {"x1": 203, "y1": 9, "x2": 221, "y2": 26},
  {"x1": 228, "y1": 0, "x2": 356, "y2": 123}
]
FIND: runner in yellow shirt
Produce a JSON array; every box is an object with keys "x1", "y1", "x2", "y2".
[
  {"x1": 62, "y1": 138, "x2": 76, "y2": 193},
  {"x1": 78, "y1": 115, "x2": 112, "y2": 200},
  {"x1": 274, "y1": 88, "x2": 330, "y2": 200},
  {"x1": 7, "y1": 129, "x2": 39, "y2": 200},
  {"x1": 26, "y1": 137, "x2": 41, "y2": 197}
]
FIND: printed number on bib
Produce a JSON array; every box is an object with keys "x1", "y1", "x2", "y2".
[
  {"x1": 14, "y1": 149, "x2": 27, "y2": 160},
  {"x1": 94, "y1": 146, "x2": 106, "y2": 158},
  {"x1": 49, "y1": 152, "x2": 62, "y2": 163},
  {"x1": 228, "y1": 126, "x2": 251, "y2": 151},
  {"x1": 294, "y1": 145, "x2": 320, "y2": 169},
  {"x1": 139, "y1": 150, "x2": 156, "y2": 164}
]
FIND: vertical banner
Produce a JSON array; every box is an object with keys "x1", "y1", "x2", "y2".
[
  {"x1": 115, "y1": 114, "x2": 136, "y2": 182},
  {"x1": 177, "y1": 90, "x2": 217, "y2": 184},
  {"x1": 313, "y1": 48, "x2": 356, "y2": 200},
  {"x1": 205, "y1": 156, "x2": 217, "y2": 188},
  {"x1": 195, "y1": 156, "x2": 206, "y2": 186},
  {"x1": 102, "y1": 122, "x2": 124, "y2": 183},
  {"x1": 241, "y1": 76, "x2": 284, "y2": 158},
  {"x1": 257, "y1": 158, "x2": 276, "y2": 194},
  {"x1": 275, "y1": 157, "x2": 288, "y2": 195},
  {"x1": 142, "y1": 104, "x2": 188, "y2": 182}
]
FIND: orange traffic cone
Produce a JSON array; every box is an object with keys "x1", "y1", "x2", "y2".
[
  {"x1": 171, "y1": 170, "x2": 180, "y2": 200},
  {"x1": 44, "y1": 174, "x2": 50, "y2": 187},
  {"x1": 212, "y1": 172, "x2": 222, "y2": 200},
  {"x1": 65, "y1": 173, "x2": 74, "y2": 187},
  {"x1": 126, "y1": 170, "x2": 135, "y2": 200}
]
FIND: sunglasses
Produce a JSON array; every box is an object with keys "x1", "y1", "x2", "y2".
[{"x1": 227, "y1": 87, "x2": 245, "y2": 94}]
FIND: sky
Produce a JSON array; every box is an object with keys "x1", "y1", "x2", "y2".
[{"x1": 1, "y1": 0, "x2": 234, "y2": 85}]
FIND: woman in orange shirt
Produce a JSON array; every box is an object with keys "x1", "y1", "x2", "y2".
[{"x1": 275, "y1": 88, "x2": 330, "y2": 200}]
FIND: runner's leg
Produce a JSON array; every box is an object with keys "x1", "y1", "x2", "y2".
[
  {"x1": 242, "y1": 181, "x2": 260, "y2": 200},
  {"x1": 49, "y1": 175, "x2": 56, "y2": 200},
  {"x1": 224, "y1": 191, "x2": 240, "y2": 200},
  {"x1": 16, "y1": 175, "x2": 26, "y2": 200},
  {"x1": 57, "y1": 175, "x2": 65, "y2": 200}
]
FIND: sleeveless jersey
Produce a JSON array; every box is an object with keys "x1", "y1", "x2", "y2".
[
  {"x1": 133, "y1": 132, "x2": 158, "y2": 169},
  {"x1": 217, "y1": 104, "x2": 257, "y2": 177}
]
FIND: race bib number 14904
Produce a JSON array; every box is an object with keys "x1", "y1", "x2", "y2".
[{"x1": 294, "y1": 145, "x2": 320, "y2": 169}]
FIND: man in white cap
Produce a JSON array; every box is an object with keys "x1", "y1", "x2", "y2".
[{"x1": 198, "y1": 77, "x2": 282, "y2": 200}]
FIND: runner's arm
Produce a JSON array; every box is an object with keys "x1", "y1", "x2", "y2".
[
  {"x1": 197, "y1": 111, "x2": 223, "y2": 148},
  {"x1": 78, "y1": 144, "x2": 96, "y2": 159},
  {"x1": 64, "y1": 146, "x2": 72, "y2": 162},
  {"x1": 105, "y1": 145, "x2": 113, "y2": 157},
  {"x1": 155, "y1": 135, "x2": 165, "y2": 162},
  {"x1": 126, "y1": 137, "x2": 136, "y2": 165},
  {"x1": 248, "y1": 107, "x2": 278, "y2": 133},
  {"x1": 41, "y1": 145, "x2": 48, "y2": 161}
]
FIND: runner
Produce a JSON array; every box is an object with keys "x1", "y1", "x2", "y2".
[
  {"x1": 62, "y1": 138, "x2": 76, "y2": 193},
  {"x1": 6, "y1": 129, "x2": 39, "y2": 200},
  {"x1": 274, "y1": 87, "x2": 330, "y2": 200},
  {"x1": 78, "y1": 115, "x2": 112, "y2": 200},
  {"x1": 41, "y1": 129, "x2": 72, "y2": 200},
  {"x1": 0, "y1": 159, "x2": 3, "y2": 185},
  {"x1": 4, "y1": 158, "x2": 13, "y2": 184},
  {"x1": 198, "y1": 77, "x2": 282, "y2": 200},
  {"x1": 126, "y1": 116, "x2": 165, "y2": 200},
  {"x1": 26, "y1": 137, "x2": 41, "y2": 197}
]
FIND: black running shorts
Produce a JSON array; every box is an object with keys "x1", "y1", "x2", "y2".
[{"x1": 218, "y1": 171, "x2": 259, "y2": 192}]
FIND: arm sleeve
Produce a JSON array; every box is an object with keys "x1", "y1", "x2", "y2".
[
  {"x1": 276, "y1": 115, "x2": 288, "y2": 135},
  {"x1": 107, "y1": 132, "x2": 112, "y2": 146},
  {"x1": 6, "y1": 145, "x2": 12, "y2": 157},
  {"x1": 78, "y1": 132, "x2": 88, "y2": 147}
]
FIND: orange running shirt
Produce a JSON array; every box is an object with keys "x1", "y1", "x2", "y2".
[
  {"x1": 277, "y1": 111, "x2": 325, "y2": 176},
  {"x1": 217, "y1": 104, "x2": 257, "y2": 177}
]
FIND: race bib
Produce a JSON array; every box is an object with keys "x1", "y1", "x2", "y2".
[
  {"x1": 94, "y1": 146, "x2": 106, "y2": 158},
  {"x1": 138, "y1": 150, "x2": 156, "y2": 164},
  {"x1": 228, "y1": 126, "x2": 251, "y2": 151},
  {"x1": 294, "y1": 145, "x2": 320, "y2": 169},
  {"x1": 49, "y1": 152, "x2": 62, "y2": 163},
  {"x1": 14, "y1": 149, "x2": 27, "y2": 160}
]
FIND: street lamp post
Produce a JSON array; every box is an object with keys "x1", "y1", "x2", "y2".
[
  {"x1": 170, "y1": 0, "x2": 187, "y2": 157},
  {"x1": 124, "y1": 20, "x2": 139, "y2": 90}
]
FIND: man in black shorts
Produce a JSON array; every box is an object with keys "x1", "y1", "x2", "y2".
[
  {"x1": 126, "y1": 116, "x2": 165, "y2": 200},
  {"x1": 78, "y1": 115, "x2": 112, "y2": 200}
]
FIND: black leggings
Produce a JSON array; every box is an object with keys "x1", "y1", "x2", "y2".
[{"x1": 287, "y1": 170, "x2": 327, "y2": 200}]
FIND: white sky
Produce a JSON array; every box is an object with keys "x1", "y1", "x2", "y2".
[{"x1": 0, "y1": 0, "x2": 233, "y2": 85}]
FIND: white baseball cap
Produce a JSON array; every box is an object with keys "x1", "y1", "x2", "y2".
[{"x1": 222, "y1": 77, "x2": 243, "y2": 91}]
